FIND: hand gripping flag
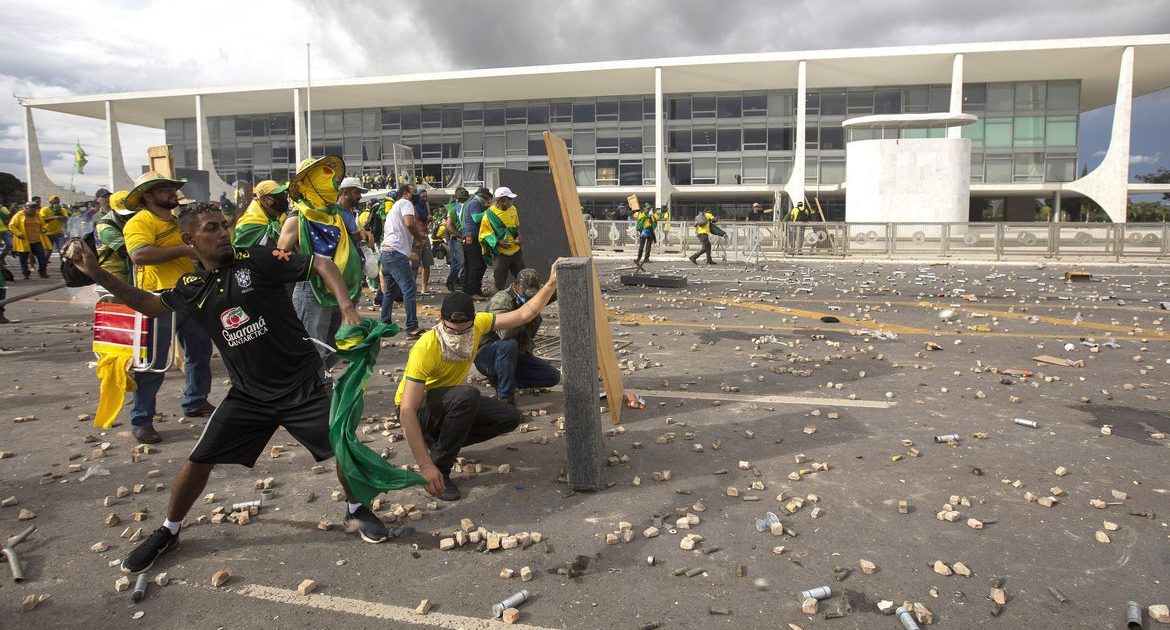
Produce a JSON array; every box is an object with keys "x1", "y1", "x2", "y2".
[{"x1": 330, "y1": 318, "x2": 425, "y2": 506}]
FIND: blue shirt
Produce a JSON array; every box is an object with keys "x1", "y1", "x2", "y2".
[
  {"x1": 461, "y1": 197, "x2": 485, "y2": 238},
  {"x1": 340, "y1": 208, "x2": 359, "y2": 234}
]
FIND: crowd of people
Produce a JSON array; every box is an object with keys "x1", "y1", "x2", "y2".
[{"x1": 54, "y1": 154, "x2": 569, "y2": 578}]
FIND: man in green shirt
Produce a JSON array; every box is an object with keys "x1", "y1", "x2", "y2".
[
  {"x1": 442, "y1": 187, "x2": 468, "y2": 292},
  {"x1": 94, "y1": 189, "x2": 136, "y2": 282}
]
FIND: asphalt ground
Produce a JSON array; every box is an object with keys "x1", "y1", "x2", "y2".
[{"x1": 1, "y1": 257, "x2": 1169, "y2": 629}]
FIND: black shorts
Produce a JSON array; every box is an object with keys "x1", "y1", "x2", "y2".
[{"x1": 189, "y1": 379, "x2": 333, "y2": 467}]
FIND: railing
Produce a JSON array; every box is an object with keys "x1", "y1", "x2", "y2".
[{"x1": 583, "y1": 220, "x2": 1170, "y2": 262}]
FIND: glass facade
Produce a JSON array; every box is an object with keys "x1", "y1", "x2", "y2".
[{"x1": 163, "y1": 80, "x2": 1080, "y2": 189}]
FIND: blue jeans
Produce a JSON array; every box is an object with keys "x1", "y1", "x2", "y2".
[
  {"x1": 445, "y1": 237, "x2": 464, "y2": 289},
  {"x1": 0, "y1": 231, "x2": 12, "y2": 265},
  {"x1": 17, "y1": 243, "x2": 50, "y2": 277},
  {"x1": 48, "y1": 232, "x2": 66, "y2": 253},
  {"x1": 292, "y1": 281, "x2": 342, "y2": 368},
  {"x1": 474, "y1": 338, "x2": 561, "y2": 399},
  {"x1": 130, "y1": 311, "x2": 213, "y2": 428},
  {"x1": 379, "y1": 249, "x2": 417, "y2": 332}
]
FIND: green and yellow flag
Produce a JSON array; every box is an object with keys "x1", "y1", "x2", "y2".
[{"x1": 74, "y1": 142, "x2": 88, "y2": 174}]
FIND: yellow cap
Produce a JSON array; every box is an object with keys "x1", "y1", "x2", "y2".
[
  {"x1": 253, "y1": 180, "x2": 288, "y2": 197},
  {"x1": 110, "y1": 190, "x2": 130, "y2": 211}
]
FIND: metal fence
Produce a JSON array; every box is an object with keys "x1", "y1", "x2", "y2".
[{"x1": 584, "y1": 219, "x2": 1170, "y2": 262}]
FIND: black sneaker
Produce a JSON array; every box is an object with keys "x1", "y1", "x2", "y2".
[
  {"x1": 500, "y1": 396, "x2": 517, "y2": 408},
  {"x1": 121, "y1": 526, "x2": 178, "y2": 574},
  {"x1": 344, "y1": 505, "x2": 389, "y2": 543},
  {"x1": 185, "y1": 403, "x2": 216, "y2": 418},
  {"x1": 133, "y1": 426, "x2": 162, "y2": 444},
  {"x1": 438, "y1": 475, "x2": 462, "y2": 502},
  {"x1": 406, "y1": 328, "x2": 425, "y2": 338}
]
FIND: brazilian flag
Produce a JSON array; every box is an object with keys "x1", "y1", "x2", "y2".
[
  {"x1": 478, "y1": 207, "x2": 518, "y2": 266},
  {"x1": 295, "y1": 200, "x2": 362, "y2": 306},
  {"x1": 74, "y1": 142, "x2": 88, "y2": 174},
  {"x1": 330, "y1": 319, "x2": 425, "y2": 506},
  {"x1": 233, "y1": 200, "x2": 282, "y2": 248}
]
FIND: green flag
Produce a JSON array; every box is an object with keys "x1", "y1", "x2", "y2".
[
  {"x1": 74, "y1": 142, "x2": 88, "y2": 174},
  {"x1": 330, "y1": 318, "x2": 425, "y2": 506}
]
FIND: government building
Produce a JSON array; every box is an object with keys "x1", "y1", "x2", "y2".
[{"x1": 21, "y1": 34, "x2": 1170, "y2": 222}]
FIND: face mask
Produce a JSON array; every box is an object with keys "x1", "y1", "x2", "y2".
[
  {"x1": 435, "y1": 323, "x2": 477, "y2": 362},
  {"x1": 302, "y1": 166, "x2": 340, "y2": 208},
  {"x1": 269, "y1": 195, "x2": 289, "y2": 214},
  {"x1": 515, "y1": 293, "x2": 528, "y2": 305}
]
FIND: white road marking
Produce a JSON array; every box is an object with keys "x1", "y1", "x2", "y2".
[
  {"x1": 201, "y1": 582, "x2": 552, "y2": 630},
  {"x1": 627, "y1": 388, "x2": 895, "y2": 409}
]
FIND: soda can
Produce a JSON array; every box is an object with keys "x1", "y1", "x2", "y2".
[
  {"x1": 1013, "y1": 418, "x2": 1039, "y2": 429},
  {"x1": 934, "y1": 434, "x2": 960, "y2": 443},
  {"x1": 799, "y1": 585, "x2": 832, "y2": 600}
]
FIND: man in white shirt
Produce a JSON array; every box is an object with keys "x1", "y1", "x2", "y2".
[{"x1": 380, "y1": 183, "x2": 427, "y2": 337}]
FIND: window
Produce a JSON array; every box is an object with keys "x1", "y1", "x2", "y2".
[
  {"x1": 668, "y1": 160, "x2": 691, "y2": 185},
  {"x1": 573, "y1": 162, "x2": 596, "y2": 186},
  {"x1": 505, "y1": 107, "x2": 526, "y2": 125},
  {"x1": 717, "y1": 128, "x2": 741, "y2": 151},
  {"x1": 527, "y1": 104, "x2": 549, "y2": 125},
  {"x1": 1047, "y1": 82, "x2": 1079, "y2": 111},
  {"x1": 820, "y1": 159, "x2": 845, "y2": 184},
  {"x1": 644, "y1": 97, "x2": 656, "y2": 120},
  {"x1": 1045, "y1": 116, "x2": 1077, "y2": 147},
  {"x1": 442, "y1": 108, "x2": 463, "y2": 129},
  {"x1": 928, "y1": 86, "x2": 950, "y2": 113},
  {"x1": 463, "y1": 131, "x2": 484, "y2": 156},
  {"x1": 692, "y1": 128, "x2": 716, "y2": 152},
  {"x1": 596, "y1": 160, "x2": 618, "y2": 185},
  {"x1": 767, "y1": 127, "x2": 794, "y2": 151},
  {"x1": 1015, "y1": 82, "x2": 1046, "y2": 111},
  {"x1": 717, "y1": 95, "x2": 742, "y2": 118},
  {"x1": 986, "y1": 84, "x2": 1014, "y2": 112},
  {"x1": 463, "y1": 107, "x2": 483, "y2": 127},
  {"x1": 1013, "y1": 116, "x2": 1044, "y2": 147},
  {"x1": 420, "y1": 143, "x2": 441, "y2": 159},
  {"x1": 902, "y1": 86, "x2": 928, "y2": 113},
  {"x1": 573, "y1": 131, "x2": 595, "y2": 154},
  {"x1": 742, "y1": 156, "x2": 766, "y2": 183},
  {"x1": 692, "y1": 96, "x2": 716, "y2": 118},
  {"x1": 506, "y1": 129, "x2": 526, "y2": 156},
  {"x1": 804, "y1": 92, "x2": 820, "y2": 115},
  {"x1": 820, "y1": 127, "x2": 844, "y2": 150},
  {"x1": 619, "y1": 134, "x2": 642, "y2": 154},
  {"x1": 874, "y1": 89, "x2": 901, "y2": 114},
  {"x1": 985, "y1": 118, "x2": 1013, "y2": 148},
  {"x1": 382, "y1": 109, "x2": 401, "y2": 130},
  {"x1": 528, "y1": 136, "x2": 547, "y2": 156},
  {"x1": 963, "y1": 84, "x2": 986, "y2": 110},
  {"x1": 820, "y1": 91, "x2": 846, "y2": 116},
  {"x1": 463, "y1": 162, "x2": 483, "y2": 184},
  {"x1": 985, "y1": 155, "x2": 1012, "y2": 182},
  {"x1": 961, "y1": 119, "x2": 984, "y2": 147},
  {"x1": 484, "y1": 133, "x2": 504, "y2": 157},
  {"x1": 165, "y1": 119, "x2": 184, "y2": 142},
  {"x1": 619, "y1": 162, "x2": 642, "y2": 186},
  {"x1": 969, "y1": 153, "x2": 984, "y2": 183},
  {"x1": 1045, "y1": 155, "x2": 1076, "y2": 182},
  {"x1": 342, "y1": 110, "x2": 361, "y2": 133},
  {"x1": 596, "y1": 100, "x2": 619, "y2": 122},
  {"x1": 364, "y1": 140, "x2": 382, "y2": 161},
  {"x1": 805, "y1": 126, "x2": 819, "y2": 149},
  {"x1": 251, "y1": 118, "x2": 269, "y2": 137},
  {"x1": 442, "y1": 164, "x2": 463, "y2": 187},
  {"x1": 619, "y1": 99, "x2": 641, "y2": 122},
  {"x1": 550, "y1": 102, "x2": 573, "y2": 123},
  {"x1": 1013, "y1": 153, "x2": 1044, "y2": 181},
  {"x1": 596, "y1": 135, "x2": 619, "y2": 154},
  {"x1": 572, "y1": 102, "x2": 595, "y2": 123},
  {"x1": 442, "y1": 142, "x2": 461, "y2": 159},
  {"x1": 742, "y1": 94, "x2": 767, "y2": 117},
  {"x1": 668, "y1": 129, "x2": 691, "y2": 152},
  {"x1": 668, "y1": 97, "x2": 691, "y2": 120},
  {"x1": 768, "y1": 158, "x2": 792, "y2": 184},
  {"x1": 804, "y1": 156, "x2": 818, "y2": 184},
  {"x1": 767, "y1": 92, "x2": 794, "y2": 117},
  {"x1": 400, "y1": 109, "x2": 420, "y2": 130},
  {"x1": 692, "y1": 157, "x2": 715, "y2": 184},
  {"x1": 743, "y1": 128, "x2": 767, "y2": 150},
  {"x1": 484, "y1": 107, "x2": 505, "y2": 126},
  {"x1": 847, "y1": 91, "x2": 873, "y2": 114},
  {"x1": 717, "y1": 158, "x2": 740, "y2": 184}
]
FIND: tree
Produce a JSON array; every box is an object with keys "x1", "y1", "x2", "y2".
[
  {"x1": 0, "y1": 172, "x2": 26, "y2": 205},
  {"x1": 1127, "y1": 200, "x2": 1169, "y2": 223},
  {"x1": 1136, "y1": 167, "x2": 1170, "y2": 201}
]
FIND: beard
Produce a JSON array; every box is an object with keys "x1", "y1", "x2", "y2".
[
  {"x1": 435, "y1": 325, "x2": 477, "y2": 362},
  {"x1": 156, "y1": 197, "x2": 179, "y2": 210}
]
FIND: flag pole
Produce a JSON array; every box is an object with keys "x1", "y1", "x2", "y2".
[{"x1": 306, "y1": 43, "x2": 312, "y2": 158}]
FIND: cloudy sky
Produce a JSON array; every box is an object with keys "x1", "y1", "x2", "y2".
[{"x1": 2, "y1": 0, "x2": 1169, "y2": 195}]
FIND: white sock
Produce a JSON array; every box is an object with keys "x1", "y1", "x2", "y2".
[
  {"x1": 162, "y1": 519, "x2": 181, "y2": 535},
  {"x1": 347, "y1": 502, "x2": 362, "y2": 514}
]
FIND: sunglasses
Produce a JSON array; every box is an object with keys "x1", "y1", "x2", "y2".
[{"x1": 441, "y1": 321, "x2": 474, "y2": 335}]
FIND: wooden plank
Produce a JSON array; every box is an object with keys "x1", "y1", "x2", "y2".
[
  {"x1": 544, "y1": 131, "x2": 625, "y2": 424},
  {"x1": 147, "y1": 145, "x2": 175, "y2": 179}
]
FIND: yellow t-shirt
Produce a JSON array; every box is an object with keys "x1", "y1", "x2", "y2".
[
  {"x1": 39, "y1": 205, "x2": 68, "y2": 235},
  {"x1": 394, "y1": 312, "x2": 496, "y2": 406},
  {"x1": 696, "y1": 212, "x2": 715, "y2": 236},
  {"x1": 123, "y1": 210, "x2": 192, "y2": 291}
]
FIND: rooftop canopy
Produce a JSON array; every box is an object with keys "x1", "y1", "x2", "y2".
[{"x1": 842, "y1": 112, "x2": 979, "y2": 130}]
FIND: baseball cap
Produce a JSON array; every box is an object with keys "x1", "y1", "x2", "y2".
[
  {"x1": 338, "y1": 177, "x2": 368, "y2": 192},
  {"x1": 253, "y1": 180, "x2": 289, "y2": 197},
  {"x1": 492, "y1": 186, "x2": 518, "y2": 199},
  {"x1": 440, "y1": 292, "x2": 477, "y2": 324},
  {"x1": 94, "y1": 188, "x2": 111, "y2": 199},
  {"x1": 515, "y1": 269, "x2": 542, "y2": 298}
]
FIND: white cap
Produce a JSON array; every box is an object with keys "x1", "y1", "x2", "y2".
[
  {"x1": 339, "y1": 177, "x2": 368, "y2": 192},
  {"x1": 493, "y1": 186, "x2": 518, "y2": 199}
]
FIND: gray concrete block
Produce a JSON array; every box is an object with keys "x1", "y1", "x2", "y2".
[{"x1": 557, "y1": 257, "x2": 605, "y2": 491}]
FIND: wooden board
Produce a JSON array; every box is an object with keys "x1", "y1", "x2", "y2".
[
  {"x1": 544, "y1": 131, "x2": 625, "y2": 424},
  {"x1": 147, "y1": 145, "x2": 175, "y2": 179},
  {"x1": 627, "y1": 194, "x2": 641, "y2": 211}
]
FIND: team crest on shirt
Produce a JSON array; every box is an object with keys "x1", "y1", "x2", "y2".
[
  {"x1": 235, "y1": 268, "x2": 253, "y2": 292},
  {"x1": 220, "y1": 306, "x2": 251, "y2": 330}
]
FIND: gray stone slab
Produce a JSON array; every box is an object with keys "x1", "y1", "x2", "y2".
[
  {"x1": 494, "y1": 168, "x2": 572, "y2": 279},
  {"x1": 620, "y1": 274, "x2": 688, "y2": 288},
  {"x1": 556, "y1": 257, "x2": 605, "y2": 492}
]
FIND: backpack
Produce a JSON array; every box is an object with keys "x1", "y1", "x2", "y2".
[{"x1": 694, "y1": 213, "x2": 709, "y2": 227}]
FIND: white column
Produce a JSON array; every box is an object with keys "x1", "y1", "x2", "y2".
[
  {"x1": 23, "y1": 106, "x2": 33, "y2": 202},
  {"x1": 653, "y1": 66, "x2": 669, "y2": 208},
  {"x1": 195, "y1": 94, "x2": 207, "y2": 170},
  {"x1": 293, "y1": 88, "x2": 306, "y2": 166},
  {"x1": 785, "y1": 60, "x2": 807, "y2": 208},
  {"x1": 947, "y1": 54, "x2": 964, "y2": 139},
  {"x1": 1053, "y1": 190, "x2": 1062, "y2": 223},
  {"x1": 106, "y1": 100, "x2": 136, "y2": 191},
  {"x1": 1063, "y1": 46, "x2": 1134, "y2": 223}
]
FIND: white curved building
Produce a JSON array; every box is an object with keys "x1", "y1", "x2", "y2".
[{"x1": 19, "y1": 34, "x2": 1170, "y2": 221}]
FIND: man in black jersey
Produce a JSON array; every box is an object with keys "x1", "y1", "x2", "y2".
[{"x1": 66, "y1": 203, "x2": 410, "y2": 574}]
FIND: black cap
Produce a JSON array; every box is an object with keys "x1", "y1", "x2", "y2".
[
  {"x1": 94, "y1": 188, "x2": 111, "y2": 198},
  {"x1": 440, "y1": 291, "x2": 476, "y2": 324},
  {"x1": 474, "y1": 187, "x2": 491, "y2": 198}
]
